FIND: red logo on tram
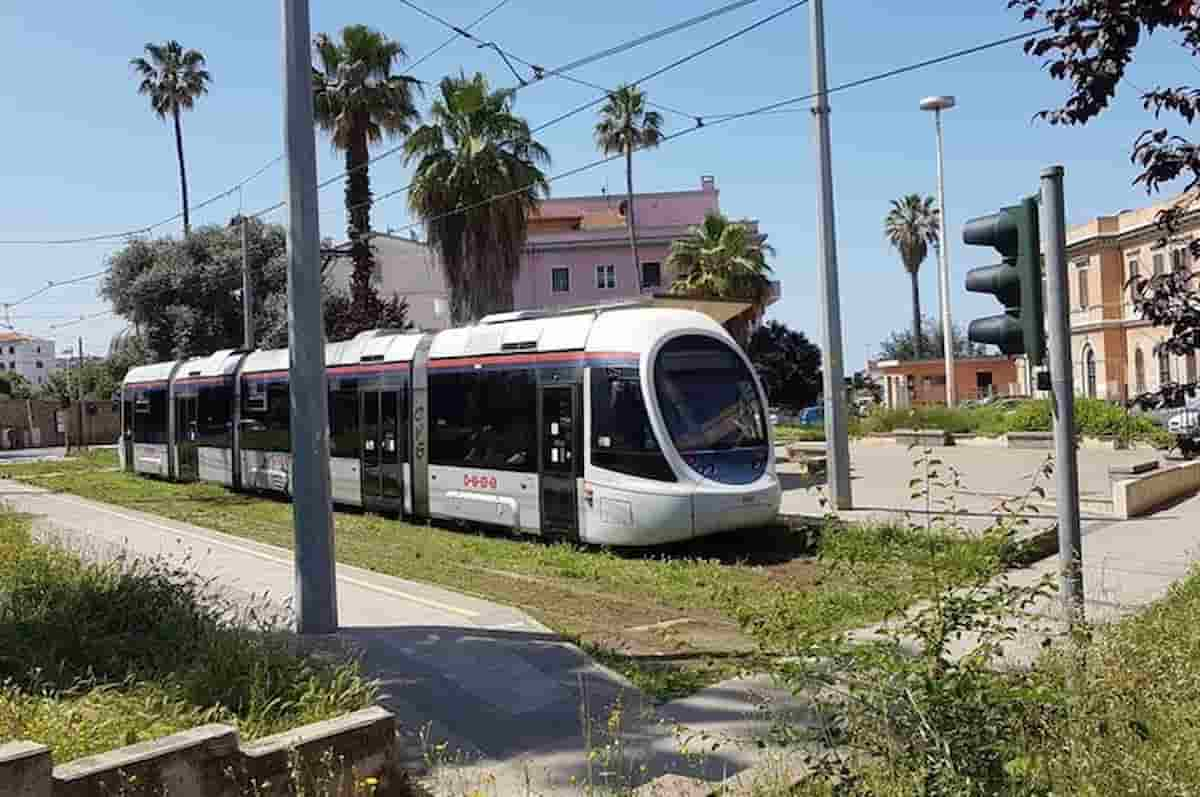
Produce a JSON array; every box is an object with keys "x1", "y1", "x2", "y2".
[{"x1": 464, "y1": 474, "x2": 498, "y2": 489}]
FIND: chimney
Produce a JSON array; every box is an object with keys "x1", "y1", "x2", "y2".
[{"x1": 701, "y1": 175, "x2": 715, "y2": 192}]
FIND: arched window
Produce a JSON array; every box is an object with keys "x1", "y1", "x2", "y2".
[
  {"x1": 1159, "y1": 348, "x2": 1173, "y2": 388},
  {"x1": 1083, "y1": 345, "x2": 1097, "y2": 398},
  {"x1": 1135, "y1": 348, "x2": 1146, "y2": 395},
  {"x1": 1188, "y1": 351, "x2": 1198, "y2": 386}
]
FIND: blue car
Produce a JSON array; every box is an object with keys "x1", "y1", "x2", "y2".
[{"x1": 798, "y1": 406, "x2": 824, "y2": 427}]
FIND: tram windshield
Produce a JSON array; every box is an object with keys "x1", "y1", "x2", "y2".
[{"x1": 654, "y1": 335, "x2": 767, "y2": 453}]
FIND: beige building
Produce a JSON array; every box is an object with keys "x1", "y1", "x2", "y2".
[
  {"x1": 1015, "y1": 193, "x2": 1200, "y2": 401},
  {"x1": 326, "y1": 233, "x2": 451, "y2": 331}
]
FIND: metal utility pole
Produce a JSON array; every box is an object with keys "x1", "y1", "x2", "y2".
[
  {"x1": 920, "y1": 96, "x2": 958, "y2": 405},
  {"x1": 810, "y1": 0, "x2": 852, "y2": 509},
  {"x1": 76, "y1": 337, "x2": 86, "y2": 451},
  {"x1": 282, "y1": 0, "x2": 338, "y2": 634},
  {"x1": 241, "y1": 200, "x2": 255, "y2": 351},
  {"x1": 1041, "y1": 165, "x2": 1084, "y2": 623}
]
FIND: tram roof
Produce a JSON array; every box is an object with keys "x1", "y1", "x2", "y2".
[
  {"x1": 124, "y1": 360, "x2": 182, "y2": 386},
  {"x1": 176, "y1": 349, "x2": 242, "y2": 380}
]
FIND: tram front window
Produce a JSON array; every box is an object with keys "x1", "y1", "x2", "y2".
[{"x1": 654, "y1": 335, "x2": 767, "y2": 484}]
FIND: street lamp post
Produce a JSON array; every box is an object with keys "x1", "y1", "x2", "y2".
[{"x1": 920, "y1": 95, "x2": 957, "y2": 406}]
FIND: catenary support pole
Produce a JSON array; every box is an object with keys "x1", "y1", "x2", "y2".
[
  {"x1": 241, "y1": 189, "x2": 255, "y2": 351},
  {"x1": 810, "y1": 0, "x2": 852, "y2": 509},
  {"x1": 281, "y1": 0, "x2": 338, "y2": 634},
  {"x1": 1041, "y1": 165, "x2": 1084, "y2": 624},
  {"x1": 933, "y1": 108, "x2": 956, "y2": 405}
]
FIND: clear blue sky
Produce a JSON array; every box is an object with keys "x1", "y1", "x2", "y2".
[{"x1": 0, "y1": 0, "x2": 1193, "y2": 363}]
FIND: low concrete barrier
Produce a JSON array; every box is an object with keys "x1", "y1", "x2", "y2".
[
  {"x1": 1006, "y1": 432, "x2": 1054, "y2": 450},
  {"x1": 0, "y1": 707, "x2": 399, "y2": 797},
  {"x1": 892, "y1": 428, "x2": 954, "y2": 447},
  {"x1": 1113, "y1": 461, "x2": 1200, "y2": 519}
]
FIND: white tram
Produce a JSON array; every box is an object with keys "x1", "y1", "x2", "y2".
[{"x1": 120, "y1": 304, "x2": 780, "y2": 545}]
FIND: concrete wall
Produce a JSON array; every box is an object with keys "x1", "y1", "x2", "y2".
[
  {"x1": 0, "y1": 707, "x2": 399, "y2": 797},
  {"x1": 1114, "y1": 461, "x2": 1200, "y2": 519},
  {"x1": 0, "y1": 400, "x2": 119, "y2": 450}
]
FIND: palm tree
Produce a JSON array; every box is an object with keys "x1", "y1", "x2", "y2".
[
  {"x1": 405, "y1": 72, "x2": 550, "y2": 323},
  {"x1": 594, "y1": 85, "x2": 663, "y2": 290},
  {"x1": 884, "y1": 194, "x2": 940, "y2": 357},
  {"x1": 131, "y1": 41, "x2": 211, "y2": 236},
  {"x1": 313, "y1": 25, "x2": 420, "y2": 318},
  {"x1": 667, "y1": 211, "x2": 774, "y2": 345}
]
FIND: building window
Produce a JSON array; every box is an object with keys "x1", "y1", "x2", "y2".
[
  {"x1": 1153, "y1": 252, "x2": 1165, "y2": 275},
  {"x1": 596, "y1": 264, "x2": 616, "y2": 290},
  {"x1": 1077, "y1": 269, "x2": 1090, "y2": 310},
  {"x1": 1135, "y1": 348, "x2": 1146, "y2": 395},
  {"x1": 7, "y1": 362, "x2": 13, "y2": 371},
  {"x1": 551, "y1": 267, "x2": 570, "y2": 294},
  {"x1": 0, "y1": 363, "x2": 6, "y2": 370},
  {"x1": 1188, "y1": 351, "x2": 1198, "y2": 385},
  {"x1": 1083, "y1": 346, "x2": 1097, "y2": 398},
  {"x1": 1173, "y1": 248, "x2": 1189, "y2": 272},
  {"x1": 35, "y1": 361, "x2": 43, "y2": 369},
  {"x1": 641, "y1": 262, "x2": 661, "y2": 289},
  {"x1": 1159, "y1": 348, "x2": 1172, "y2": 388},
  {"x1": 1126, "y1": 259, "x2": 1138, "y2": 283},
  {"x1": 35, "y1": 346, "x2": 40, "y2": 354}
]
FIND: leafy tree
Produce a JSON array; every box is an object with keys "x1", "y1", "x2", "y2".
[
  {"x1": 884, "y1": 194, "x2": 940, "y2": 356},
  {"x1": 102, "y1": 221, "x2": 407, "y2": 361},
  {"x1": 667, "y1": 211, "x2": 775, "y2": 345},
  {"x1": 406, "y1": 72, "x2": 551, "y2": 323},
  {"x1": 0, "y1": 372, "x2": 34, "y2": 400},
  {"x1": 131, "y1": 41, "x2": 211, "y2": 236},
  {"x1": 312, "y1": 25, "x2": 420, "y2": 321},
  {"x1": 748, "y1": 321, "x2": 822, "y2": 409},
  {"x1": 1011, "y1": 0, "x2": 1200, "y2": 401},
  {"x1": 39, "y1": 362, "x2": 118, "y2": 404},
  {"x1": 594, "y1": 85, "x2": 664, "y2": 288},
  {"x1": 878, "y1": 316, "x2": 991, "y2": 362}
]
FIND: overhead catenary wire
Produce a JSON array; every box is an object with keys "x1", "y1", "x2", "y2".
[
  {"x1": 407, "y1": 0, "x2": 515, "y2": 72},
  {"x1": 0, "y1": 155, "x2": 283, "y2": 246},
  {"x1": 331, "y1": 0, "x2": 807, "y2": 222}
]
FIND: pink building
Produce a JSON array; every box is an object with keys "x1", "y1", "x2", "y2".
[
  {"x1": 351, "y1": 175, "x2": 778, "y2": 330},
  {"x1": 515, "y1": 175, "x2": 777, "y2": 313}
]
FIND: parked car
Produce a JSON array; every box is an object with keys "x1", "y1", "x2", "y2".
[{"x1": 798, "y1": 406, "x2": 824, "y2": 427}]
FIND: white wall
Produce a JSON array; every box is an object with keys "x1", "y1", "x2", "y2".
[
  {"x1": 326, "y1": 235, "x2": 450, "y2": 332},
  {"x1": 0, "y1": 337, "x2": 56, "y2": 387}
]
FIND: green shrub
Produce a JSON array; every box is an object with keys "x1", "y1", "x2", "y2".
[{"x1": 0, "y1": 509, "x2": 375, "y2": 758}]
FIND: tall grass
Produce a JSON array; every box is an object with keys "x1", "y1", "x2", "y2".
[{"x1": 0, "y1": 508, "x2": 375, "y2": 761}]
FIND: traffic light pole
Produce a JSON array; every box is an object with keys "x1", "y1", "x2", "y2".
[
  {"x1": 1041, "y1": 165, "x2": 1084, "y2": 624},
  {"x1": 282, "y1": 0, "x2": 338, "y2": 634},
  {"x1": 809, "y1": 0, "x2": 852, "y2": 510}
]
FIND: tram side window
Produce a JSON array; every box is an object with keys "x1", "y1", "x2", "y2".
[
  {"x1": 196, "y1": 385, "x2": 232, "y2": 447},
  {"x1": 242, "y1": 380, "x2": 291, "y2": 452},
  {"x1": 133, "y1": 390, "x2": 168, "y2": 445},
  {"x1": 329, "y1": 388, "x2": 359, "y2": 459},
  {"x1": 590, "y1": 367, "x2": 676, "y2": 482},
  {"x1": 430, "y1": 368, "x2": 536, "y2": 472}
]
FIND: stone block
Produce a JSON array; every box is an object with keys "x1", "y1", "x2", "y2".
[
  {"x1": 893, "y1": 428, "x2": 953, "y2": 447},
  {"x1": 1112, "y1": 461, "x2": 1200, "y2": 519},
  {"x1": 0, "y1": 741, "x2": 51, "y2": 797},
  {"x1": 52, "y1": 724, "x2": 240, "y2": 797},
  {"x1": 633, "y1": 773, "x2": 714, "y2": 796},
  {"x1": 1006, "y1": 432, "x2": 1054, "y2": 450},
  {"x1": 237, "y1": 706, "x2": 396, "y2": 796}
]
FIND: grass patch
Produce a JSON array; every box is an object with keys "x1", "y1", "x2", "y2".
[
  {"x1": 858, "y1": 396, "x2": 1172, "y2": 446},
  {"x1": 0, "y1": 452, "x2": 1008, "y2": 701},
  {"x1": 0, "y1": 506, "x2": 375, "y2": 762}
]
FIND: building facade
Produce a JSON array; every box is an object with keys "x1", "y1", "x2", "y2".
[
  {"x1": 0, "y1": 332, "x2": 56, "y2": 387},
  {"x1": 345, "y1": 175, "x2": 780, "y2": 331},
  {"x1": 326, "y1": 234, "x2": 451, "y2": 331},
  {"x1": 1014, "y1": 194, "x2": 1200, "y2": 401},
  {"x1": 877, "y1": 356, "x2": 1021, "y2": 409}
]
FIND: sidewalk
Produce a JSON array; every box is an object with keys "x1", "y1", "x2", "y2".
[{"x1": 0, "y1": 479, "x2": 811, "y2": 796}]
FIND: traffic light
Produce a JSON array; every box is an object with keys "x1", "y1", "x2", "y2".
[{"x1": 962, "y1": 196, "x2": 1045, "y2": 367}]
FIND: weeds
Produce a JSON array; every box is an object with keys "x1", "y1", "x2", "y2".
[{"x1": 0, "y1": 507, "x2": 375, "y2": 761}]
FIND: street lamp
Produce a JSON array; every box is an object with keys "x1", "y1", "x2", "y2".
[{"x1": 919, "y1": 95, "x2": 957, "y2": 406}]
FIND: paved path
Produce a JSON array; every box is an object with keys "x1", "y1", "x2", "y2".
[{"x1": 0, "y1": 480, "x2": 810, "y2": 795}]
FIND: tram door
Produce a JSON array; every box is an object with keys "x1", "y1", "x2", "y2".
[
  {"x1": 175, "y1": 394, "x2": 199, "y2": 481},
  {"x1": 539, "y1": 384, "x2": 580, "y2": 538},
  {"x1": 361, "y1": 389, "x2": 405, "y2": 512}
]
